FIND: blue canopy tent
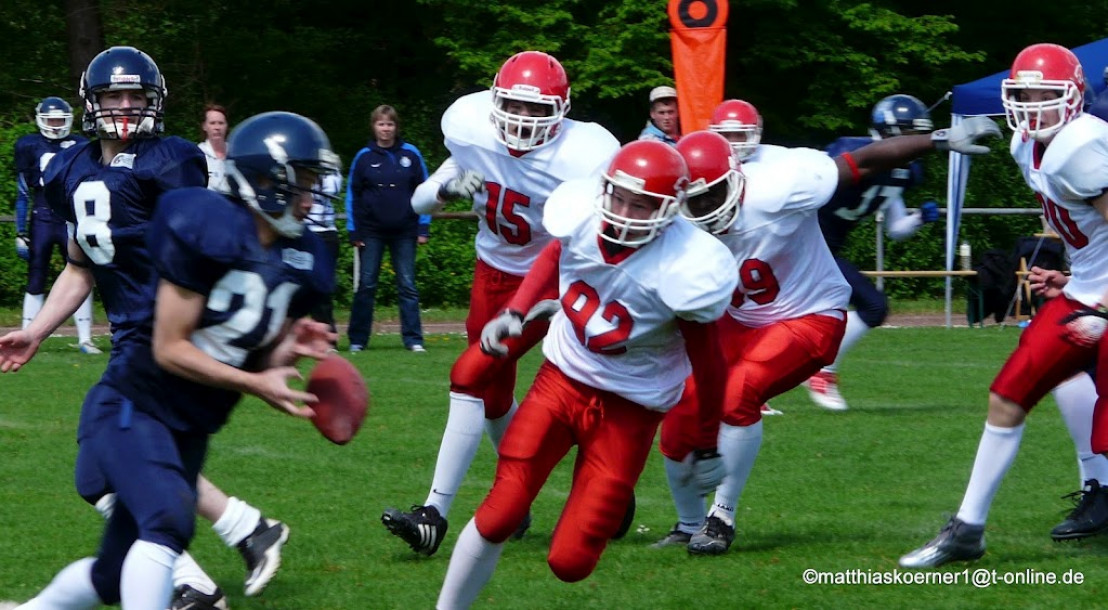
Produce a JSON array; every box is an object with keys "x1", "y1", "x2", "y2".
[{"x1": 943, "y1": 38, "x2": 1108, "y2": 325}]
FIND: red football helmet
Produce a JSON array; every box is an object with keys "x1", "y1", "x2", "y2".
[
  {"x1": 676, "y1": 131, "x2": 745, "y2": 235},
  {"x1": 1001, "y1": 43, "x2": 1085, "y2": 142},
  {"x1": 709, "y1": 99, "x2": 762, "y2": 161},
  {"x1": 490, "y1": 51, "x2": 571, "y2": 151},
  {"x1": 597, "y1": 141, "x2": 689, "y2": 246}
]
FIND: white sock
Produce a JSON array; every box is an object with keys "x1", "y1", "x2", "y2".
[
  {"x1": 484, "y1": 400, "x2": 518, "y2": 451},
  {"x1": 709, "y1": 421, "x2": 764, "y2": 525},
  {"x1": 94, "y1": 494, "x2": 116, "y2": 520},
  {"x1": 212, "y1": 496, "x2": 262, "y2": 547},
  {"x1": 120, "y1": 540, "x2": 178, "y2": 610},
  {"x1": 425, "y1": 392, "x2": 486, "y2": 518},
  {"x1": 1052, "y1": 374, "x2": 1108, "y2": 485},
  {"x1": 172, "y1": 551, "x2": 219, "y2": 595},
  {"x1": 823, "y1": 311, "x2": 869, "y2": 374},
  {"x1": 74, "y1": 295, "x2": 94, "y2": 344},
  {"x1": 22, "y1": 293, "x2": 44, "y2": 331},
  {"x1": 437, "y1": 519, "x2": 503, "y2": 610},
  {"x1": 17, "y1": 557, "x2": 100, "y2": 610},
  {"x1": 956, "y1": 422, "x2": 1025, "y2": 526},
  {"x1": 664, "y1": 457, "x2": 708, "y2": 534}
]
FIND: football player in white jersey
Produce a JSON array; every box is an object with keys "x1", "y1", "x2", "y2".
[
  {"x1": 436, "y1": 140, "x2": 736, "y2": 608},
  {"x1": 901, "y1": 43, "x2": 1108, "y2": 569},
  {"x1": 382, "y1": 51, "x2": 621, "y2": 555},
  {"x1": 655, "y1": 118, "x2": 1003, "y2": 555}
]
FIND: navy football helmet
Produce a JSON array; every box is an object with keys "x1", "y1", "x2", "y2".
[
  {"x1": 870, "y1": 94, "x2": 933, "y2": 138},
  {"x1": 36, "y1": 97, "x2": 73, "y2": 139},
  {"x1": 80, "y1": 46, "x2": 166, "y2": 140},
  {"x1": 225, "y1": 111, "x2": 340, "y2": 238}
]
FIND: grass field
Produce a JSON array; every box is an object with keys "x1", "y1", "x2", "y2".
[{"x1": 2, "y1": 325, "x2": 1106, "y2": 608}]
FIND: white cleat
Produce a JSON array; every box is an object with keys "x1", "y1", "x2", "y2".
[{"x1": 805, "y1": 371, "x2": 848, "y2": 411}]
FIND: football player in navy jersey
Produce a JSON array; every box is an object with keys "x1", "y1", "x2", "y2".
[
  {"x1": 7, "y1": 108, "x2": 338, "y2": 610},
  {"x1": 804, "y1": 94, "x2": 939, "y2": 411},
  {"x1": 0, "y1": 49, "x2": 324, "y2": 610},
  {"x1": 12, "y1": 97, "x2": 99, "y2": 353}
]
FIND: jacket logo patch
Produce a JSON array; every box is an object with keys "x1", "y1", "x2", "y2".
[
  {"x1": 400, "y1": 157, "x2": 412, "y2": 168},
  {"x1": 110, "y1": 153, "x2": 135, "y2": 169}
]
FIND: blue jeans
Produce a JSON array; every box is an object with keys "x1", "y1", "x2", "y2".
[{"x1": 348, "y1": 235, "x2": 423, "y2": 348}]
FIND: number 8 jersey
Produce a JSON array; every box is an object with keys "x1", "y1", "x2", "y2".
[
  {"x1": 44, "y1": 136, "x2": 208, "y2": 338},
  {"x1": 1010, "y1": 113, "x2": 1108, "y2": 307}
]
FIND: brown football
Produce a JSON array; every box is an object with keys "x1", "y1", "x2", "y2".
[{"x1": 306, "y1": 355, "x2": 369, "y2": 445}]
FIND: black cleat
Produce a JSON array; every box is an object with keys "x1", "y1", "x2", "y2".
[
  {"x1": 1051, "y1": 479, "x2": 1108, "y2": 541},
  {"x1": 382, "y1": 505, "x2": 449, "y2": 556},
  {"x1": 237, "y1": 517, "x2": 289, "y2": 596},
  {"x1": 511, "y1": 512, "x2": 533, "y2": 540},
  {"x1": 613, "y1": 491, "x2": 636, "y2": 540},
  {"x1": 687, "y1": 515, "x2": 735, "y2": 555},
  {"x1": 169, "y1": 585, "x2": 229, "y2": 610},
  {"x1": 899, "y1": 517, "x2": 985, "y2": 568}
]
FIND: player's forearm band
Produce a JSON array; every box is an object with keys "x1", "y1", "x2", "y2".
[{"x1": 841, "y1": 152, "x2": 861, "y2": 185}]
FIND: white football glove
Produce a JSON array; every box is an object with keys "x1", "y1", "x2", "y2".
[
  {"x1": 679, "y1": 449, "x2": 725, "y2": 496},
  {"x1": 931, "y1": 117, "x2": 1003, "y2": 155},
  {"x1": 438, "y1": 169, "x2": 486, "y2": 202},
  {"x1": 1060, "y1": 305, "x2": 1108, "y2": 348},
  {"x1": 16, "y1": 234, "x2": 29, "y2": 261},
  {"x1": 522, "y1": 299, "x2": 561, "y2": 325},
  {"x1": 480, "y1": 310, "x2": 524, "y2": 357}
]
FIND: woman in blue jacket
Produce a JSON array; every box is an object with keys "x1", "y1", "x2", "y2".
[{"x1": 346, "y1": 105, "x2": 431, "y2": 352}]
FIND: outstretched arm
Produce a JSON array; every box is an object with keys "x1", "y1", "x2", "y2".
[{"x1": 0, "y1": 240, "x2": 95, "y2": 372}]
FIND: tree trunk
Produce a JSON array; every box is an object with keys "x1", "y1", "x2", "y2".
[{"x1": 64, "y1": 0, "x2": 104, "y2": 89}]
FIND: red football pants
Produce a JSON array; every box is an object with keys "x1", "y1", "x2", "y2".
[
  {"x1": 450, "y1": 258, "x2": 549, "y2": 419},
  {"x1": 474, "y1": 361, "x2": 664, "y2": 582},
  {"x1": 660, "y1": 312, "x2": 845, "y2": 460}
]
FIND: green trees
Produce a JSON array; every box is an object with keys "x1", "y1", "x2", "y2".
[{"x1": 1, "y1": 1, "x2": 1103, "y2": 306}]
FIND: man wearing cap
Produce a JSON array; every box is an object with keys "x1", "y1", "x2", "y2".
[{"x1": 639, "y1": 85, "x2": 680, "y2": 146}]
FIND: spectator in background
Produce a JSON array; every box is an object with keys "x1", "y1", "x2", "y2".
[
  {"x1": 308, "y1": 166, "x2": 342, "y2": 341},
  {"x1": 639, "y1": 85, "x2": 680, "y2": 146},
  {"x1": 197, "y1": 103, "x2": 229, "y2": 191},
  {"x1": 346, "y1": 105, "x2": 430, "y2": 353}
]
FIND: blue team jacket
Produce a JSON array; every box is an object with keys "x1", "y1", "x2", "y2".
[{"x1": 346, "y1": 139, "x2": 431, "y2": 240}]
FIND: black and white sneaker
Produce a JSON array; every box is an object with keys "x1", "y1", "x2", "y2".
[
  {"x1": 899, "y1": 517, "x2": 985, "y2": 568},
  {"x1": 687, "y1": 515, "x2": 735, "y2": 555},
  {"x1": 651, "y1": 523, "x2": 694, "y2": 549},
  {"x1": 169, "y1": 585, "x2": 229, "y2": 610},
  {"x1": 1051, "y1": 479, "x2": 1108, "y2": 541},
  {"x1": 237, "y1": 517, "x2": 290, "y2": 596},
  {"x1": 381, "y1": 505, "x2": 449, "y2": 556}
]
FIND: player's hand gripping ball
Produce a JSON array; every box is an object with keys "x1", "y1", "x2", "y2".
[{"x1": 306, "y1": 355, "x2": 369, "y2": 445}]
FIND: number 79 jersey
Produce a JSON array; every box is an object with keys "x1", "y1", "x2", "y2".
[
  {"x1": 1010, "y1": 113, "x2": 1108, "y2": 307},
  {"x1": 540, "y1": 179, "x2": 737, "y2": 411},
  {"x1": 43, "y1": 136, "x2": 208, "y2": 335},
  {"x1": 442, "y1": 91, "x2": 620, "y2": 276},
  {"x1": 722, "y1": 146, "x2": 851, "y2": 327}
]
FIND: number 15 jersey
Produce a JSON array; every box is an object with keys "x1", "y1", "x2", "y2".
[{"x1": 441, "y1": 91, "x2": 620, "y2": 276}]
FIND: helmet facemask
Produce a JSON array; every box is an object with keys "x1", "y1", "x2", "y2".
[
  {"x1": 681, "y1": 168, "x2": 744, "y2": 234},
  {"x1": 709, "y1": 121, "x2": 762, "y2": 161},
  {"x1": 1002, "y1": 78, "x2": 1082, "y2": 142},
  {"x1": 490, "y1": 86, "x2": 569, "y2": 152},
  {"x1": 596, "y1": 172, "x2": 685, "y2": 247},
  {"x1": 36, "y1": 102, "x2": 73, "y2": 140}
]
